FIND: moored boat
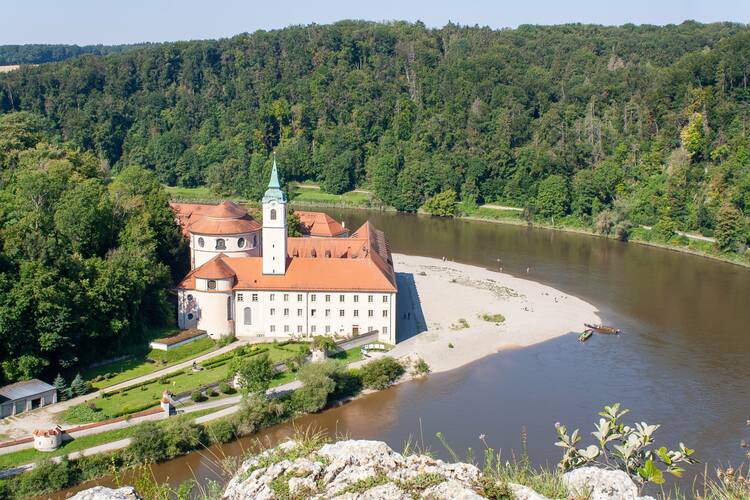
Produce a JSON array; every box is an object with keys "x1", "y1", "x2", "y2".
[
  {"x1": 584, "y1": 323, "x2": 621, "y2": 334},
  {"x1": 578, "y1": 330, "x2": 593, "y2": 342}
]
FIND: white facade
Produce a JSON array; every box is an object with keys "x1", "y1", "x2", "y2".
[
  {"x1": 179, "y1": 288, "x2": 396, "y2": 344},
  {"x1": 191, "y1": 231, "x2": 261, "y2": 268},
  {"x1": 262, "y1": 200, "x2": 287, "y2": 275}
]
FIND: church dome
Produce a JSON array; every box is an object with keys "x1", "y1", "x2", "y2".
[{"x1": 189, "y1": 201, "x2": 261, "y2": 235}]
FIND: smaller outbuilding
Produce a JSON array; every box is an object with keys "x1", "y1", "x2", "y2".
[{"x1": 0, "y1": 379, "x2": 57, "y2": 418}]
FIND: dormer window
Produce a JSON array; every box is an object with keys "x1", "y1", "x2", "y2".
[
  {"x1": 215, "y1": 238, "x2": 226, "y2": 250},
  {"x1": 270, "y1": 209, "x2": 277, "y2": 221}
]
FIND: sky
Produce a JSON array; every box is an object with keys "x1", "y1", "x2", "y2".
[{"x1": 3, "y1": 0, "x2": 749, "y2": 45}]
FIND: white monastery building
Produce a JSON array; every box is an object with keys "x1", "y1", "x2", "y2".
[{"x1": 171, "y1": 160, "x2": 397, "y2": 344}]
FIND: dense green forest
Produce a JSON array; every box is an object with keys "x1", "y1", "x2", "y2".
[
  {"x1": 0, "y1": 112, "x2": 186, "y2": 384},
  {"x1": 0, "y1": 22, "x2": 749, "y2": 384},
  {"x1": 0, "y1": 43, "x2": 154, "y2": 66},
  {"x1": 1, "y1": 20, "x2": 748, "y2": 253}
]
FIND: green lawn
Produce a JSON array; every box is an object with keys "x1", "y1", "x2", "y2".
[
  {"x1": 289, "y1": 186, "x2": 372, "y2": 206},
  {"x1": 164, "y1": 185, "x2": 222, "y2": 201},
  {"x1": 83, "y1": 336, "x2": 221, "y2": 390},
  {"x1": 68, "y1": 343, "x2": 309, "y2": 423},
  {"x1": 330, "y1": 346, "x2": 363, "y2": 363},
  {"x1": 0, "y1": 405, "x2": 231, "y2": 471}
]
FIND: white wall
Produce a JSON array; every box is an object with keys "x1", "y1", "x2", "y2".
[
  {"x1": 191, "y1": 231, "x2": 260, "y2": 269},
  {"x1": 262, "y1": 200, "x2": 287, "y2": 275}
]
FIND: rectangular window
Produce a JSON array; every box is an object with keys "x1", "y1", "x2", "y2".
[
  {"x1": 284, "y1": 325, "x2": 289, "y2": 333},
  {"x1": 311, "y1": 294, "x2": 316, "y2": 302},
  {"x1": 252, "y1": 293, "x2": 258, "y2": 302},
  {"x1": 325, "y1": 309, "x2": 331, "y2": 317},
  {"x1": 325, "y1": 325, "x2": 331, "y2": 333},
  {"x1": 297, "y1": 325, "x2": 302, "y2": 333},
  {"x1": 354, "y1": 295, "x2": 359, "y2": 303},
  {"x1": 383, "y1": 326, "x2": 388, "y2": 334},
  {"x1": 368, "y1": 310, "x2": 374, "y2": 317},
  {"x1": 270, "y1": 325, "x2": 275, "y2": 333},
  {"x1": 237, "y1": 293, "x2": 244, "y2": 302},
  {"x1": 368, "y1": 295, "x2": 373, "y2": 303},
  {"x1": 311, "y1": 325, "x2": 316, "y2": 333},
  {"x1": 270, "y1": 293, "x2": 275, "y2": 302},
  {"x1": 382, "y1": 310, "x2": 388, "y2": 317},
  {"x1": 297, "y1": 308, "x2": 303, "y2": 317},
  {"x1": 382, "y1": 295, "x2": 388, "y2": 303},
  {"x1": 310, "y1": 309, "x2": 316, "y2": 317},
  {"x1": 283, "y1": 308, "x2": 289, "y2": 317},
  {"x1": 354, "y1": 310, "x2": 359, "y2": 317},
  {"x1": 339, "y1": 294, "x2": 345, "y2": 302},
  {"x1": 283, "y1": 294, "x2": 289, "y2": 302},
  {"x1": 339, "y1": 309, "x2": 345, "y2": 317},
  {"x1": 325, "y1": 294, "x2": 331, "y2": 302},
  {"x1": 297, "y1": 294, "x2": 303, "y2": 301},
  {"x1": 270, "y1": 308, "x2": 275, "y2": 316}
]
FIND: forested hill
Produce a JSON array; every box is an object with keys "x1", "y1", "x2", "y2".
[
  {"x1": 0, "y1": 43, "x2": 154, "y2": 65},
  {"x1": 1, "y1": 21, "x2": 749, "y2": 249}
]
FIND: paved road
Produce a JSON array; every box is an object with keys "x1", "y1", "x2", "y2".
[{"x1": 640, "y1": 225, "x2": 716, "y2": 243}]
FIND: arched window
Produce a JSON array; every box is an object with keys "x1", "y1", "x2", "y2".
[
  {"x1": 215, "y1": 238, "x2": 226, "y2": 250},
  {"x1": 243, "y1": 307, "x2": 252, "y2": 325},
  {"x1": 198, "y1": 237, "x2": 205, "y2": 248},
  {"x1": 238, "y1": 237, "x2": 245, "y2": 248},
  {"x1": 270, "y1": 209, "x2": 277, "y2": 221},
  {"x1": 227, "y1": 296, "x2": 232, "y2": 320}
]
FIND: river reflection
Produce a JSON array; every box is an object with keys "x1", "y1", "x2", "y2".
[{"x1": 52, "y1": 209, "x2": 750, "y2": 498}]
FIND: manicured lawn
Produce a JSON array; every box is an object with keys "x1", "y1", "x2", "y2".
[
  {"x1": 83, "y1": 336, "x2": 221, "y2": 390},
  {"x1": 330, "y1": 346, "x2": 363, "y2": 363},
  {"x1": 0, "y1": 405, "x2": 232, "y2": 470},
  {"x1": 164, "y1": 185, "x2": 221, "y2": 201},
  {"x1": 69, "y1": 343, "x2": 309, "y2": 422},
  {"x1": 290, "y1": 186, "x2": 372, "y2": 206}
]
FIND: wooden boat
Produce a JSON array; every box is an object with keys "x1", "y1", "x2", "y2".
[
  {"x1": 578, "y1": 330, "x2": 593, "y2": 342},
  {"x1": 584, "y1": 323, "x2": 621, "y2": 334}
]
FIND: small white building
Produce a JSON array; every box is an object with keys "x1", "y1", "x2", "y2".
[{"x1": 174, "y1": 160, "x2": 398, "y2": 344}]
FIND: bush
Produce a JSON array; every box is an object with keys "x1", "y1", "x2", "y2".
[
  {"x1": 161, "y1": 417, "x2": 204, "y2": 459},
  {"x1": 311, "y1": 335, "x2": 337, "y2": 353},
  {"x1": 422, "y1": 189, "x2": 458, "y2": 217},
  {"x1": 207, "y1": 388, "x2": 218, "y2": 397},
  {"x1": 231, "y1": 353, "x2": 273, "y2": 395},
  {"x1": 129, "y1": 422, "x2": 168, "y2": 463},
  {"x1": 359, "y1": 357, "x2": 405, "y2": 390},
  {"x1": 13, "y1": 459, "x2": 73, "y2": 497},
  {"x1": 191, "y1": 390, "x2": 206, "y2": 403},
  {"x1": 159, "y1": 375, "x2": 170, "y2": 384},
  {"x1": 217, "y1": 334, "x2": 236, "y2": 347},
  {"x1": 64, "y1": 403, "x2": 106, "y2": 423},
  {"x1": 71, "y1": 373, "x2": 90, "y2": 397},
  {"x1": 292, "y1": 360, "x2": 346, "y2": 413},
  {"x1": 205, "y1": 419, "x2": 236, "y2": 444},
  {"x1": 231, "y1": 394, "x2": 275, "y2": 436},
  {"x1": 415, "y1": 359, "x2": 430, "y2": 375},
  {"x1": 219, "y1": 382, "x2": 234, "y2": 394}
]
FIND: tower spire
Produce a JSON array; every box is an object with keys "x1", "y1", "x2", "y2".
[{"x1": 263, "y1": 153, "x2": 287, "y2": 203}]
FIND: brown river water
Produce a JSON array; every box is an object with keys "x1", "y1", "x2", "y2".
[{"x1": 53, "y1": 208, "x2": 750, "y2": 497}]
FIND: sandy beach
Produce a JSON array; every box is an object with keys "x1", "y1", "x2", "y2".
[{"x1": 388, "y1": 254, "x2": 601, "y2": 373}]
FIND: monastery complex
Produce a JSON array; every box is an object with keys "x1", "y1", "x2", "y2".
[{"x1": 170, "y1": 161, "x2": 398, "y2": 344}]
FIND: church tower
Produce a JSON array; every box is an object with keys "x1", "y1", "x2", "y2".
[{"x1": 262, "y1": 157, "x2": 287, "y2": 275}]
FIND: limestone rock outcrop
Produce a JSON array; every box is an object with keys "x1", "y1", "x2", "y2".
[{"x1": 69, "y1": 486, "x2": 141, "y2": 500}]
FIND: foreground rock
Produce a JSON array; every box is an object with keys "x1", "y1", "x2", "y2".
[
  {"x1": 69, "y1": 486, "x2": 141, "y2": 500},
  {"x1": 71, "y1": 440, "x2": 656, "y2": 499}
]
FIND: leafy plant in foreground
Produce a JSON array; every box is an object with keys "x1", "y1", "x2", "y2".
[{"x1": 555, "y1": 403, "x2": 697, "y2": 487}]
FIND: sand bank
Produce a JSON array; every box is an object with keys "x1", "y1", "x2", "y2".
[{"x1": 387, "y1": 254, "x2": 601, "y2": 373}]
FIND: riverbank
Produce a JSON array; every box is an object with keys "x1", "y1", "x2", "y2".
[{"x1": 390, "y1": 254, "x2": 601, "y2": 373}]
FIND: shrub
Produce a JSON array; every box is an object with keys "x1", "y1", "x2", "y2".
[
  {"x1": 311, "y1": 335, "x2": 337, "y2": 353},
  {"x1": 13, "y1": 459, "x2": 73, "y2": 497},
  {"x1": 205, "y1": 419, "x2": 236, "y2": 445},
  {"x1": 191, "y1": 390, "x2": 206, "y2": 403},
  {"x1": 161, "y1": 417, "x2": 204, "y2": 459},
  {"x1": 231, "y1": 353, "x2": 273, "y2": 396},
  {"x1": 159, "y1": 375, "x2": 170, "y2": 384},
  {"x1": 231, "y1": 394, "x2": 274, "y2": 435},
  {"x1": 555, "y1": 403, "x2": 697, "y2": 486},
  {"x1": 207, "y1": 388, "x2": 218, "y2": 397},
  {"x1": 219, "y1": 382, "x2": 234, "y2": 394},
  {"x1": 129, "y1": 422, "x2": 168, "y2": 463},
  {"x1": 359, "y1": 357, "x2": 405, "y2": 390},
  {"x1": 292, "y1": 360, "x2": 344, "y2": 413},
  {"x1": 217, "y1": 334, "x2": 236, "y2": 347},
  {"x1": 481, "y1": 313, "x2": 505, "y2": 323},
  {"x1": 415, "y1": 359, "x2": 430, "y2": 375},
  {"x1": 422, "y1": 189, "x2": 458, "y2": 217},
  {"x1": 448, "y1": 343, "x2": 454, "y2": 349},
  {"x1": 64, "y1": 403, "x2": 105, "y2": 423}
]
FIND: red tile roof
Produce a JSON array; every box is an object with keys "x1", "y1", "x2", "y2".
[
  {"x1": 193, "y1": 255, "x2": 237, "y2": 280},
  {"x1": 295, "y1": 211, "x2": 348, "y2": 237},
  {"x1": 170, "y1": 201, "x2": 260, "y2": 236},
  {"x1": 179, "y1": 221, "x2": 396, "y2": 293}
]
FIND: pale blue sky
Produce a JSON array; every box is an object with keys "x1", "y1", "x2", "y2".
[{"x1": 4, "y1": 0, "x2": 749, "y2": 45}]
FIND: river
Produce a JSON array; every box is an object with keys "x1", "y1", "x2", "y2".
[{"x1": 54, "y1": 208, "x2": 750, "y2": 497}]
